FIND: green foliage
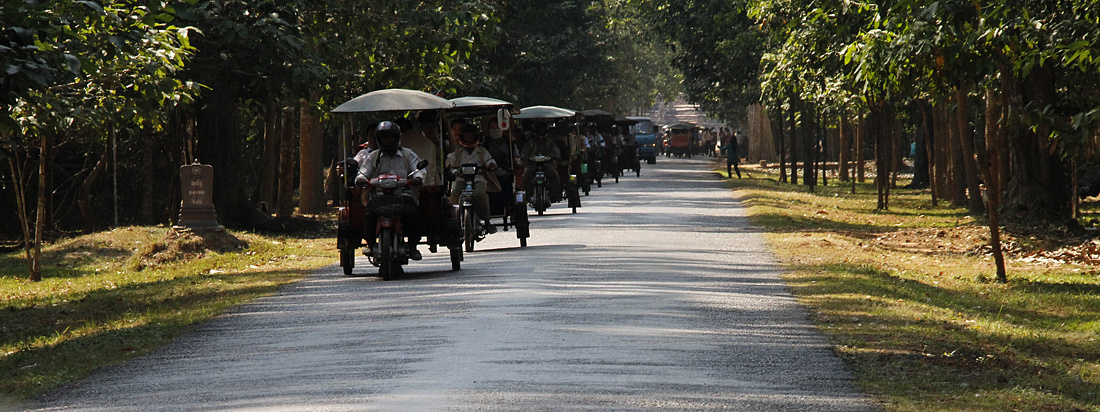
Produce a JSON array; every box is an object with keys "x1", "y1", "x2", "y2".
[
  {"x1": 635, "y1": 0, "x2": 764, "y2": 121},
  {"x1": 461, "y1": 0, "x2": 676, "y2": 113}
]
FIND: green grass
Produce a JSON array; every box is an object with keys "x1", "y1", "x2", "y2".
[
  {"x1": 722, "y1": 164, "x2": 1100, "y2": 411},
  {"x1": 0, "y1": 226, "x2": 335, "y2": 400}
]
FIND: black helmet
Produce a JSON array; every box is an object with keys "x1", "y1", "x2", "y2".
[
  {"x1": 532, "y1": 122, "x2": 549, "y2": 138},
  {"x1": 376, "y1": 121, "x2": 401, "y2": 155}
]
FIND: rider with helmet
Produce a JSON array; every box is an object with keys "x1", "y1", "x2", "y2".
[
  {"x1": 446, "y1": 123, "x2": 499, "y2": 234},
  {"x1": 356, "y1": 121, "x2": 427, "y2": 260}
]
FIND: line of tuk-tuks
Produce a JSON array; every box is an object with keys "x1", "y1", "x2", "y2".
[{"x1": 331, "y1": 89, "x2": 650, "y2": 280}]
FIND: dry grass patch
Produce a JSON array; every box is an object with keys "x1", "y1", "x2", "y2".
[
  {"x1": 0, "y1": 225, "x2": 335, "y2": 400},
  {"x1": 723, "y1": 163, "x2": 1100, "y2": 412}
]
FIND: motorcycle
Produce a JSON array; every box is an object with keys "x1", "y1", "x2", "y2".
[
  {"x1": 454, "y1": 163, "x2": 489, "y2": 252},
  {"x1": 527, "y1": 155, "x2": 554, "y2": 216},
  {"x1": 360, "y1": 160, "x2": 442, "y2": 280}
]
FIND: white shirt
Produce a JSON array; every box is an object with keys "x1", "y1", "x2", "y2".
[
  {"x1": 357, "y1": 147, "x2": 424, "y2": 182},
  {"x1": 446, "y1": 146, "x2": 496, "y2": 183}
]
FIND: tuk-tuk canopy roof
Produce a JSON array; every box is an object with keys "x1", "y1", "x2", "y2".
[
  {"x1": 332, "y1": 89, "x2": 455, "y2": 113},
  {"x1": 580, "y1": 109, "x2": 615, "y2": 127},
  {"x1": 447, "y1": 96, "x2": 519, "y2": 118},
  {"x1": 513, "y1": 105, "x2": 576, "y2": 120},
  {"x1": 667, "y1": 122, "x2": 697, "y2": 131}
]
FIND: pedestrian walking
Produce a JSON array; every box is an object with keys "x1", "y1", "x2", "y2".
[{"x1": 722, "y1": 131, "x2": 741, "y2": 178}]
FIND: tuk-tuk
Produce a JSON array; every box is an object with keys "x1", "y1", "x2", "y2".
[
  {"x1": 513, "y1": 106, "x2": 583, "y2": 214},
  {"x1": 614, "y1": 117, "x2": 641, "y2": 177},
  {"x1": 331, "y1": 89, "x2": 463, "y2": 279},
  {"x1": 446, "y1": 96, "x2": 530, "y2": 249},
  {"x1": 666, "y1": 122, "x2": 696, "y2": 158},
  {"x1": 627, "y1": 116, "x2": 658, "y2": 165}
]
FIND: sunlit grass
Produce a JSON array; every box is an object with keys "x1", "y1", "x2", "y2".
[
  {"x1": 723, "y1": 163, "x2": 1100, "y2": 411},
  {"x1": 0, "y1": 226, "x2": 335, "y2": 400}
]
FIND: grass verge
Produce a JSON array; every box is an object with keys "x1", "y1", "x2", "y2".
[
  {"x1": 0, "y1": 225, "x2": 334, "y2": 401},
  {"x1": 721, "y1": 164, "x2": 1100, "y2": 411}
]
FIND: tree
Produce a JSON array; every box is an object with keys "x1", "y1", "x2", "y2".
[{"x1": 3, "y1": 0, "x2": 195, "y2": 281}]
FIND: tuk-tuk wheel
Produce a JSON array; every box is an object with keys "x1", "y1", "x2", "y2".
[{"x1": 340, "y1": 248, "x2": 354, "y2": 276}]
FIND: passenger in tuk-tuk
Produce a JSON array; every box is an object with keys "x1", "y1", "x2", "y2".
[
  {"x1": 447, "y1": 124, "x2": 498, "y2": 234},
  {"x1": 519, "y1": 122, "x2": 562, "y2": 202},
  {"x1": 482, "y1": 116, "x2": 517, "y2": 196}
]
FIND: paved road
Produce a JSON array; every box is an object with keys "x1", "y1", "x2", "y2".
[{"x1": 25, "y1": 158, "x2": 878, "y2": 411}]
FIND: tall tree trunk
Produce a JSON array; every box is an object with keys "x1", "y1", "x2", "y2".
[
  {"x1": 804, "y1": 107, "x2": 816, "y2": 191},
  {"x1": 277, "y1": 106, "x2": 297, "y2": 218},
  {"x1": 820, "y1": 113, "x2": 828, "y2": 187},
  {"x1": 259, "y1": 101, "x2": 278, "y2": 214},
  {"x1": 909, "y1": 102, "x2": 931, "y2": 189},
  {"x1": 890, "y1": 108, "x2": 900, "y2": 190},
  {"x1": 945, "y1": 97, "x2": 967, "y2": 206},
  {"x1": 955, "y1": 87, "x2": 985, "y2": 212},
  {"x1": 8, "y1": 150, "x2": 36, "y2": 281},
  {"x1": 31, "y1": 133, "x2": 48, "y2": 282},
  {"x1": 872, "y1": 102, "x2": 893, "y2": 210},
  {"x1": 78, "y1": 143, "x2": 111, "y2": 231},
  {"x1": 856, "y1": 113, "x2": 865, "y2": 184},
  {"x1": 932, "y1": 102, "x2": 949, "y2": 204},
  {"x1": 839, "y1": 111, "x2": 850, "y2": 181},
  {"x1": 983, "y1": 87, "x2": 1008, "y2": 283},
  {"x1": 777, "y1": 105, "x2": 787, "y2": 183},
  {"x1": 790, "y1": 106, "x2": 799, "y2": 186},
  {"x1": 1002, "y1": 65, "x2": 1071, "y2": 222},
  {"x1": 298, "y1": 101, "x2": 324, "y2": 214}
]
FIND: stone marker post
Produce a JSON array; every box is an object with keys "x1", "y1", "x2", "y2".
[{"x1": 174, "y1": 162, "x2": 224, "y2": 231}]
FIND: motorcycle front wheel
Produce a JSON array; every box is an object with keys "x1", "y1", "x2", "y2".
[
  {"x1": 379, "y1": 228, "x2": 397, "y2": 281},
  {"x1": 463, "y1": 207, "x2": 477, "y2": 252},
  {"x1": 535, "y1": 186, "x2": 546, "y2": 216}
]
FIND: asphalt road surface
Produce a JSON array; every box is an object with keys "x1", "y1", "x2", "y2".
[{"x1": 25, "y1": 158, "x2": 878, "y2": 411}]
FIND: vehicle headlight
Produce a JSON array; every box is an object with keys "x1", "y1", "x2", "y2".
[
  {"x1": 461, "y1": 166, "x2": 478, "y2": 175},
  {"x1": 379, "y1": 178, "x2": 399, "y2": 189}
]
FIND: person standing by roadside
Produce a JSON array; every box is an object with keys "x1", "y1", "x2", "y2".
[{"x1": 722, "y1": 131, "x2": 742, "y2": 178}]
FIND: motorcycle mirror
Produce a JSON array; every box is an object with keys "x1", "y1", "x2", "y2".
[
  {"x1": 416, "y1": 160, "x2": 429, "y2": 170},
  {"x1": 497, "y1": 108, "x2": 511, "y2": 131}
]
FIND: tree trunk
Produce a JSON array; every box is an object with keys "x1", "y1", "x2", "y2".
[
  {"x1": 277, "y1": 106, "x2": 297, "y2": 218},
  {"x1": 777, "y1": 105, "x2": 787, "y2": 183},
  {"x1": 856, "y1": 113, "x2": 865, "y2": 184},
  {"x1": 872, "y1": 102, "x2": 892, "y2": 210},
  {"x1": 78, "y1": 143, "x2": 111, "y2": 231},
  {"x1": 1002, "y1": 64, "x2": 1071, "y2": 222},
  {"x1": 298, "y1": 101, "x2": 324, "y2": 214},
  {"x1": 983, "y1": 87, "x2": 1008, "y2": 283},
  {"x1": 955, "y1": 87, "x2": 985, "y2": 213},
  {"x1": 31, "y1": 132, "x2": 48, "y2": 282},
  {"x1": 804, "y1": 107, "x2": 816, "y2": 191},
  {"x1": 7, "y1": 150, "x2": 36, "y2": 281},
  {"x1": 945, "y1": 97, "x2": 967, "y2": 206},
  {"x1": 790, "y1": 106, "x2": 799, "y2": 186},
  {"x1": 259, "y1": 101, "x2": 278, "y2": 214},
  {"x1": 909, "y1": 102, "x2": 931, "y2": 189},
  {"x1": 839, "y1": 111, "x2": 850, "y2": 181}
]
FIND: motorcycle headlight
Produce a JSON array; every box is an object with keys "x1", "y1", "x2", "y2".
[
  {"x1": 460, "y1": 166, "x2": 478, "y2": 175},
  {"x1": 378, "y1": 178, "x2": 399, "y2": 189}
]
